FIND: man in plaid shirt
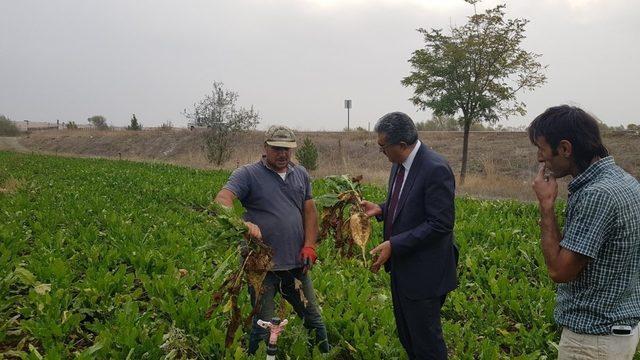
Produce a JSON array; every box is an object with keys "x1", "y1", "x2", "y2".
[{"x1": 529, "y1": 105, "x2": 640, "y2": 359}]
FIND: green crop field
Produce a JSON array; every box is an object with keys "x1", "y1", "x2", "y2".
[{"x1": 1, "y1": 151, "x2": 635, "y2": 359}]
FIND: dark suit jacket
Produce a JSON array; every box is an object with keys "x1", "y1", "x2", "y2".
[{"x1": 379, "y1": 143, "x2": 458, "y2": 299}]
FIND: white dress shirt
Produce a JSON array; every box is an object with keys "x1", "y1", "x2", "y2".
[{"x1": 393, "y1": 139, "x2": 421, "y2": 199}]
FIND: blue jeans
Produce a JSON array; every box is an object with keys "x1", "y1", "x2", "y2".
[{"x1": 247, "y1": 268, "x2": 330, "y2": 354}]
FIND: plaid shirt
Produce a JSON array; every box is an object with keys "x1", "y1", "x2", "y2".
[{"x1": 555, "y1": 156, "x2": 640, "y2": 334}]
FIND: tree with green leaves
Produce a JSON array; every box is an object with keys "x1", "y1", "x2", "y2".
[
  {"x1": 127, "y1": 114, "x2": 142, "y2": 131},
  {"x1": 402, "y1": 0, "x2": 546, "y2": 183},
  {"x1": 184, "y1": 82, "x2": 260, "y2": 166},
  {"x1": 296, "y1": 137, "x2": 318, "y2": 171},
  {"x1": 87, "y1": 115, "x2": 108, "y2": 130},
  {"x1": 415, "y1": 115, "x2": 460, "y2": 131}
]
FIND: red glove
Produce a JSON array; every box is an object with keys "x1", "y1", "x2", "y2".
[{"x1": 300, "y1": 246, "x2": 318, "y2": 271}]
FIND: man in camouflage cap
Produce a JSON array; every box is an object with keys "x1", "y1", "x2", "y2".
[
  {"x1": 265, "y1": 125, "x2": 298, "y2": 148},
  {"x1": 215, "y1": 125, "x2": 330, "y2": 354}
]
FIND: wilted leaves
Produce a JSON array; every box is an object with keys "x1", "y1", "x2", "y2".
[
  {"x1": 201, "y1": 203, "x2": 273, "y2": 348},
  {"x1": 349, "y1": 212, "x2": 371, "y2": 263},
  {"x1": 317, "y1": 175, "x2": 372, "y2": 263}
]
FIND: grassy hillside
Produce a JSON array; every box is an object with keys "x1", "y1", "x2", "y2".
[{"x1": 12, "y1": 129, "x2": 640, "y2": 201}]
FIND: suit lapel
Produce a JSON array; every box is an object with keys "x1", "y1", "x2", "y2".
[
  {"x1": 392, "y1": 144, "x2": 427, "y2": 224},
  {"x1": 383, "y1": 163, "x2": 398, "y2": 236}
]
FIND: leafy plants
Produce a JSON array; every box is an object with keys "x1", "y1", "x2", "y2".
[
  {"x1": 1, "y1": 151, "x2": 612, "y2": 359},
  {"x1": 316, "y1": 175, "x2": 371, "y2": 263},
  {"x1": 203, "y1": 202, "x2": 273, "y2": 347}
]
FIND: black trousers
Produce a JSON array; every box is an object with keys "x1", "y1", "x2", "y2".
[{"x1": 391, "y1": 280, "x2": 448, "y2": 360}]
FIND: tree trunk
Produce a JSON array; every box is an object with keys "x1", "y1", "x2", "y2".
[{"x1": 460, "y1": 120, "x2": 471, "y2": 185}]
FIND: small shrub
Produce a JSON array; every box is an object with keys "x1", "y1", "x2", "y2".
[
  {"x1": 184, "y1": 82, "x2": 260, "y2": 166},
  {"x1": 0, "y1": 115, "x2": 20, "y2": 136},
  {"x1": 87, "y1": 115, "x2": 108, "y2": 130},
  {"x1": 127, "y1": 114, "x2": 142, "y2": 131},
  {"x1": 296, "y1": 137, "x2": 318, "y2": 171}
]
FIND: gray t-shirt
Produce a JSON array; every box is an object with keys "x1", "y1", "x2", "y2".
[{"x1": 223, "y1": 157, "x2": 313, "y2": 270}]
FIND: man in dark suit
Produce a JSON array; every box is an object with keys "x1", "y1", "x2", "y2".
[{"x1": 361, "y1": 112, "x2": 458, "y2": 359}]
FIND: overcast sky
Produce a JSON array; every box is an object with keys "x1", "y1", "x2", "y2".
[{"x1": 1, "y1": 0, "x2": 639, "y2": 130}]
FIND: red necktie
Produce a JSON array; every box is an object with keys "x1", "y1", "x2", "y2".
[{"x1": 384, "y1": 165, "x2": 405, "y2": 241}]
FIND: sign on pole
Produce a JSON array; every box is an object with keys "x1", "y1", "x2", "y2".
[{"x1": 344, "y1": 99, "x2": 352, "y2": 131}]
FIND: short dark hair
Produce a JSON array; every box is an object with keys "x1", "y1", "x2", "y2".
[
  {"x1": 374, "y1": 112, "x2": 418, "y2": 145},
  {"x1": 528, "y1": 105, "x2": 609, "y2": 172}
]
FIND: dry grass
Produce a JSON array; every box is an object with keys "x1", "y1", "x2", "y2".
[
  {"x1": 457, "y1": 173, "x2": 569, "y2": 202},
  {"x1": 0, "y1": 178, "x2": 25, "y2": 194},
  {"x1": 457, "y1": 156, "x2": 532, "y2": 201},
  {"x1": 14, "y1": 129, "x2": 639, "y2": 200}
]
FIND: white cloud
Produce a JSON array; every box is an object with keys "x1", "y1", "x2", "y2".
[
  {"x1": 565, "y1": 0, "x2": 602, "y2": 10},
  {"x1": 299, "y1": 0, "x2": 466, "y2": 12}
]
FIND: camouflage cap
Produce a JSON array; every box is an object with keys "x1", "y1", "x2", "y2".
[{"x1": 265, "y1": 125, "x2": 297, "y2": 148}]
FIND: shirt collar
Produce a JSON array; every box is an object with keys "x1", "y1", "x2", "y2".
[
  {"x1": 402, "y1": 140, "x2": 421, "y2": 171},
  {"x1": 568, "y1": 156, "x2": 615, "y2": 194}
]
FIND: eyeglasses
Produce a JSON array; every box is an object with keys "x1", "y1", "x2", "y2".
[
  {"x1": 378, "y1": 141, "x2": 407, "y2": 153},
  {"x1": 378, "y1": 143, "x2": 396, "y2": 152}
]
